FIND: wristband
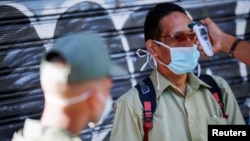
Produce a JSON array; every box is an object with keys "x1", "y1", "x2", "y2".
[{"x1": 229, "y1": 38, "x2": 242, "y2": 58}]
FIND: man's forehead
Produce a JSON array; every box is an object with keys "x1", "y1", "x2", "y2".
[{"x1": 160, "y1": 12, "x2": 192, "y2": 34}]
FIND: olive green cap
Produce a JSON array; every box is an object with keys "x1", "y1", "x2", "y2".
[{"x1": 40, "y1": 32, "x2": 127, "y2": 83}]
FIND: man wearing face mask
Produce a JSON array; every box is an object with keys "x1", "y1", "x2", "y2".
[
  {"x1": 110, "y1": 2, "x2": 245, "y2": 141},
  {"x1": 11, "y1": 32, "x2": 127, "y2": 141}
]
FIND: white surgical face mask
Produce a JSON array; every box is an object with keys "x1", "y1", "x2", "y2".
[
  {"x1": 44, "y1": 90, "x2": 93, "y2": 106},
  {"x1": 136, "y1": 42, "x2": 201, "y2": 90},
  {"x1": 153, "y1": 40, "x2": 200, "y2": 75}
]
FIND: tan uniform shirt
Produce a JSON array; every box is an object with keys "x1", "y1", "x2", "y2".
[
  {"x1": 110, "y1": 70, "x2": 245, "y2": 141},
  {"x1": 11, "y1": 119, "x2": 82, "y2": 141}
]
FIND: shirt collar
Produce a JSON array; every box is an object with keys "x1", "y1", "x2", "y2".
[
  {"x1": 190, "y1": 73, "x2": 212, "y2": 89},
  {"x1": 149, "y1": 69, "x2": 171, "y2": 98},
  {"x1": 149, "y1": 70, "x2": 211, "y2": 98}
]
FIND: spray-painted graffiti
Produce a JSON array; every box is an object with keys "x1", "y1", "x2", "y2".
[{"x1": 0, "y1": 0, "x2": 250, "y2": 141}]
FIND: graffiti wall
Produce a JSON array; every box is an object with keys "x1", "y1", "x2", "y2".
[{"x1": 0, "y1": 0, "x2": 249, "y2": 141}]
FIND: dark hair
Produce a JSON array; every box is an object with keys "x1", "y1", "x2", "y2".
[
  {"x1": 46, "y1": 52, "x2": 66, "y2": 63},
  {"x1": 144, "y1": 2, "x2": 186, "y2": 41}
]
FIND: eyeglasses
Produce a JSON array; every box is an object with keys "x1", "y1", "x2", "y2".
[{"x1": 160, "y1": 31, "x2": 196, "y2": 43}]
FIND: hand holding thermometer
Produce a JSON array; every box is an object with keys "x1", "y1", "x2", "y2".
[{"x1": 188, "y1": 22, "x2": 214, "y2": 56}]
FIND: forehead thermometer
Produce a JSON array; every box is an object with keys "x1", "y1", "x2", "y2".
[{"x1": 188, "y1": 22, "x2": 214, "y2": 56}]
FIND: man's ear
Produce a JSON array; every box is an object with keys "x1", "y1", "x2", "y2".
[{"x1": 146, "y1": 39, "x2": 157, "y2": 56}]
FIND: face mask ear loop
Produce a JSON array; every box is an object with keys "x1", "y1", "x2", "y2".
[
  {"x1": 193, "y1": 44, "x2": 201, "y2": 77},
  {"x1": 136, "y1": 49, "x2": 151, "y2": 71},
  {"x1": 148, "y1": 55, "x2": 156, "y2": 70},
  {"x1": 137, "y1": 48, "x2": 161, "y2": 90},
  {"x1": 96, "y1": 82, "x2": 109, "y2": 104},
  {"x1": 156, "y1": 69, "x2": 160, "y2": 90},
  {"x1": 196, "y1": 63, "x2": 201, "y2": 77},
  {"x1": 151, "y1": 57, "x2": 160, "y2": 90},
  {"x1": 44, "y1": 90, "x2": 93, "y2": 106}
]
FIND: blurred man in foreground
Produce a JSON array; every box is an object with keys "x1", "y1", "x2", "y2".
[{"x1": 12, "y1": 32, "x2": 127, "y2": 141}]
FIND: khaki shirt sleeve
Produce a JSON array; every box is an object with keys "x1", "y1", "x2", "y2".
[
  {"x1": 11, "y1": 119, "x2": 82, "y2": 141},
  {"x1": 110, "y1": 88, "x2": 143, "y2": 141},
  {"x1": 212, "y1": 76, "x2": 245, "y2": 124}
]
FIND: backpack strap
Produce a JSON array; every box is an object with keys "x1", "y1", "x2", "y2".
[
  {"x1": 135, "y1": 77, "x2": 156, "y2": 141},
  {"x1": 135, "y1": 74, "x2": 228, "y2": 141},
  {"x1": 198, "y1": 74, "x2": 228, "y2": 119}
]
